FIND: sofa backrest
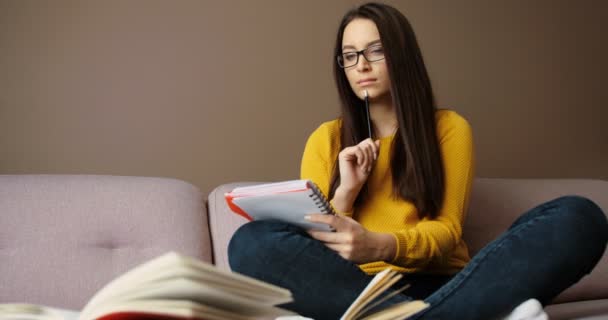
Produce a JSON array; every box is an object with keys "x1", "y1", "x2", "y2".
[
  {"x1": 464, "y1": 178, "x2": 608, "y2": 304},
  {"x1": 0, "y1": 175, "x2": 212, "y2": 309},
  {"x1": 208, "y1": 178, "x2": 607, "y2": 304}
]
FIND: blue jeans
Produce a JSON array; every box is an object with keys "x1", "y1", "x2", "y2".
[{"x1": 228, "y1": 196, "x2": 608, "y2": 320}]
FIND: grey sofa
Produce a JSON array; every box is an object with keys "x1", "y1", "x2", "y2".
[{"x1": 1, "y1": 175, "x2": 607, "y2": 319}]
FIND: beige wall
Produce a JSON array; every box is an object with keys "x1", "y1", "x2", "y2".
[{"x1": 1, "y1": 0, "x2": 606, "y2": 195}]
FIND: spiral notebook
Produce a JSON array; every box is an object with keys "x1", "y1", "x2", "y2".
[{"x1": 225, "y1": 180, "x2": 335, "y2": 231}]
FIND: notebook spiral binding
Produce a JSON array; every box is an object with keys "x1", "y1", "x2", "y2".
[{"x1": 307, "y1": 181, "x2": 336, "y2": 215}]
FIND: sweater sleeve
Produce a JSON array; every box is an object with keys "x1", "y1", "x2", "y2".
[
  {"x1": 391, "y1": 112, "x2": 475, "y2": 269},
  {"x1": 300, "y1": 122, "x2": 338, "y2": 199}
]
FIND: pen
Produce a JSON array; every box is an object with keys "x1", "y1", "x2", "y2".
[{"x1": 364, "y1": 90, "x2": 372, "y2": 139}]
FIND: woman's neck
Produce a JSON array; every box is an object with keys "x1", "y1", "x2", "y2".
[{"x1": 369, "y1": 94, "x2": 397, "y2": 138}]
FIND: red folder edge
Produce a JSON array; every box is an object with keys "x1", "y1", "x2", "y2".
[
  {"x1": 225, "y1": 194, "x2": 254, "y2": 221},
  {"x1": 96, "y1": 311, "x2": 200, "y2": 320}
]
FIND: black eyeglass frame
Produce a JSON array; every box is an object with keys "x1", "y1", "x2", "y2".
[{"x1": 336, "y1": 45, "x2": 385, "y2": 68}]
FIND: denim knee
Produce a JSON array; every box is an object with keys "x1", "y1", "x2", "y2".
[
  {"x1": 228, "y1": 220, "x2": 298, "y2": 273},
  {"x1": 550, "y1": 196, "x2": 607, "y2": 230},
  {"x1": 549, "y1": 195, "x2": 608, "y2": 257},
  {"x1": 229, "y1": 221, "x2": 268, "y2": 271}
]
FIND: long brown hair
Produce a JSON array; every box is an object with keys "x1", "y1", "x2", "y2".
[{"x1": 330, "y1": 2, "x2": 445, "y2": 219}]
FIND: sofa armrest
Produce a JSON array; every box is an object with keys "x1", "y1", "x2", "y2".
[{"x1": 207, "y1": 182, "x2": 263, "y2": 271}]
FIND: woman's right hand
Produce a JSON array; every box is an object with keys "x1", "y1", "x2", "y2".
[{"x1": 337, "y1": 138, "x2": 380, "y2": 196}]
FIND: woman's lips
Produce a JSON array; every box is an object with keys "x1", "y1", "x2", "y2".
[{"x1": 357, "y1": 78, "x2": 376, "y2": 86}]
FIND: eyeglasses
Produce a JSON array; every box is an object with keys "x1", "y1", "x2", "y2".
[{"x1": 337, "y1": 45, "x2": 385, "y2": 68}]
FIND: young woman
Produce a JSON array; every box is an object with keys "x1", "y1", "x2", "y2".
[{"x1": 228, "y1": 3, "x2": 608, "y2": 319}]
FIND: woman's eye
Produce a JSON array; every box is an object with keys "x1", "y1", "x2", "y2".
[
  {"x1": 343, "y1": 53, "x2": 358, "y2": 61},
  {"x1": 370, "y1": 47, "x2": 384, "y2": 54}
]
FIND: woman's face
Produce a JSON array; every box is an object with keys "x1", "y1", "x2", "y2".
[{"x1": 341, "y1": 18, "x2": 390, "y2": 101}]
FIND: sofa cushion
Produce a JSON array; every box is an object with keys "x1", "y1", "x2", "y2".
[
  {"x1": 0, "y1": 174, "x2": 211, "y2": 309},
  {"x1": 544, "y1": 299, "x2": 608, "y2": 319}
]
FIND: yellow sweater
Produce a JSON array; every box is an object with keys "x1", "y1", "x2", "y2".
[{"x1": 300, "y1": 109, "x2": 474, "y2": 275}]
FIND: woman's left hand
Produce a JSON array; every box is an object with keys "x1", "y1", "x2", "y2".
[{"x1": 306, "y1": 214, "x2": 396, "y2": 264}]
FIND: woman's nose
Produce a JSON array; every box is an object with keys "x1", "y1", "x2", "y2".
[{"x1": 355, "y1": 55, "x2": 371, "y2": 72}]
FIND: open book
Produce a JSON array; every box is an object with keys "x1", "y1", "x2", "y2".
[
  {"x1": 225, "y1": 180, "x2": 336, "y2": 231},
  {"x1": 0, "y1": 253, "x2": 428, "y2": 320},
  {"x1": 340, "y1": 268, "x2": 428, "y2": 320},
  {"x1": 0, "y1": 252, "x2": 293, "y2": 320}
]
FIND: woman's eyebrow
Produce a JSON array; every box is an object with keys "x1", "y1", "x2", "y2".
[{"x1": 342, "y1": 39, "x2": 382, "y2": 51}]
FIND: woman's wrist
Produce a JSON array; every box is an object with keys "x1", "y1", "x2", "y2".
[
  {"x1": 371, "y1": 232, "x2": 397, "y2": 262},
  {"x1": 332, "y1": 186, "x2": 358, "y2": 214}
]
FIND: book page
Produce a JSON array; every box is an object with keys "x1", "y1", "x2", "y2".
[
  {"x1": 341, "y1": 269, "x2": 403, "y2": 320},
  {"x1": 0, "y1": 304, "x2": 79, "y2": 320},
  {"x1": 92, "y1": 264, "x2": 289, "y2": 305},
  {"x1": 86, "y1": 278, "x2": 290, "y2": 317},
  {"x1": 81, "y1": 253, "x2": 292, "y2": 319},
  {"x1": 229, "y1": 180, "x2": 308, "y2": 196}
]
